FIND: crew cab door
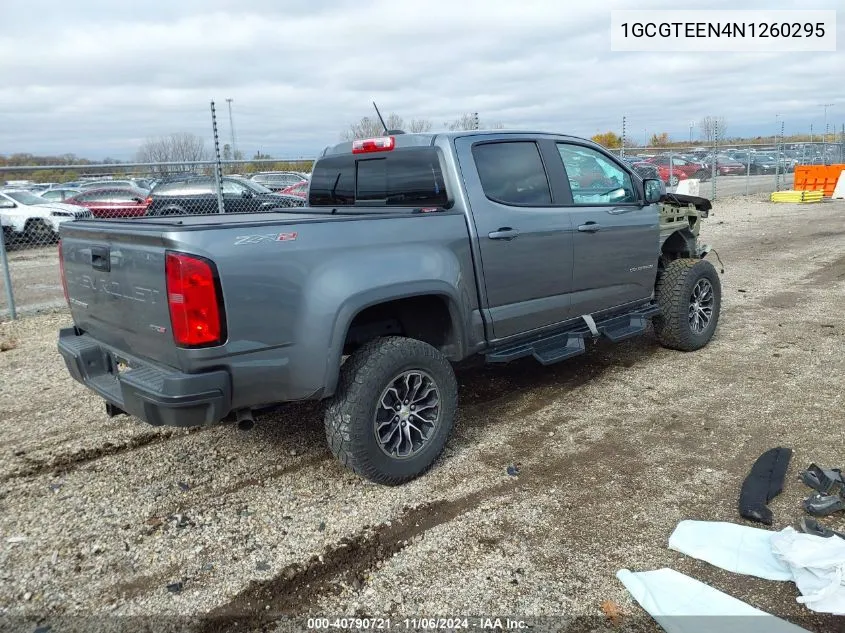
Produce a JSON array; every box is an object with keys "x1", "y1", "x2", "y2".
[
  {"x1": 454, "y1": 136, "x2": 576, "y2": 340},
  {"x1": 554, "y1": 142, "x2": 659, "y2": 316}
]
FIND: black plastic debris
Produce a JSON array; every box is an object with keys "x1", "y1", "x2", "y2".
[
  {"x1": 506, "y1": 464, "x2": 521, "y2": 477},
  {"x1": 802, "y1": 493, "x2": 845, "y2": 517},
  {"x1": 177, "y1": 482, "x2": 190, "y2": 492},
  {"x1": 738, "y1": 447, "x2": 792, "y2": 525},
  {"x1": 34, "y1": 626, "x2": 51, "y2": 633},
  {"x1": 166, "y1": 582, "x2": 183, "y2": 593},
  {"x1": 798, "y1": 517, "x2": 845, "y2": 540},
  {"x1": 800, "y1": 464, "x2": 845, "y2": 496},
  {"x1": 318, "y1": 521, "x2": 326, "y2": 532}
]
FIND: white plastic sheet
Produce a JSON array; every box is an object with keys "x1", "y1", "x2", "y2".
[
  {"x1": 669, "y1": 519, "x2": 845, "y2": 615},
  {"x1": 668, "y1": 520, "x2": 792, "y2": 580},
  {"x1": 616, "y1": 567, "x2": 810, "y2": 633}
]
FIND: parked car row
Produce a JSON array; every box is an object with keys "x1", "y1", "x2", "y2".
[{"x1": 1, "y1": 173, "x2": 310, "y2": 246}]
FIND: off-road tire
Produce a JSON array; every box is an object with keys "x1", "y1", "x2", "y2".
[
  {"x1": 653, "y1": 258, "x2": 721, "y2": 351},
  {"x1": 324, "y1": 336, "x2": 458, "y2": 485}
]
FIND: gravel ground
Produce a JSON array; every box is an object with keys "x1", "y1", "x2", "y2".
[{"x1": 1, "y1": 195, "x2": 844, "y2": 633}]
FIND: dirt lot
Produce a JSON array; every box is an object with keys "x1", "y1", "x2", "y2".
[{"x1": 1, "y1": 195, "x2": 844, "y2": 632}]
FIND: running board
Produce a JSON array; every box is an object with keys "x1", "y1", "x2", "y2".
[{"x1": 485, "y1": 304, "x2": 660, "y2": 366}]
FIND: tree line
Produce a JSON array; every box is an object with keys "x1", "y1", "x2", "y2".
[
  {"x1": 5, "y1": 112, "x2": 841, "y2": 183},
  {"x1": 591, "y1": 116, "x2": 730, "y2": 149}
]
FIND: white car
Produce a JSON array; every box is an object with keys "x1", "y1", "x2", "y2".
[{"x1": 0, "y1": 189, "x2": 92, "y2": 243}]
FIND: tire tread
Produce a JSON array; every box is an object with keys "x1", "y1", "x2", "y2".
[
  {"x1": 324, "y1": 336, "x2": 457, "y2": 485},
  {"x1": 653, "y1": 258, "x2": 721, "y2": 352}
]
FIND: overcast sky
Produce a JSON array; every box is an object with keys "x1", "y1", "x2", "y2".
[{"x1": 1, "y1": 0, "x2": 842, "y2": 161}]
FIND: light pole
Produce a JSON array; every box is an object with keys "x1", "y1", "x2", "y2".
[
  {"x1": 689, "y1": 121, "x2": 695, "y2": 145},
  {"x1": 226, "y1": 98, "x2": 238, "y2": 164},
  {"x1": 774, "y1": 114, "x2": 781, "y2": 188},
  {"x1": 819, "y1": 103, "x2": 833, "y2": 164}
]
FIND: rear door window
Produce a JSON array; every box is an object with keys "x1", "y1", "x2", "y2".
[{"x1": 471, "y1": 141, "x2": 552, "y2": 206}]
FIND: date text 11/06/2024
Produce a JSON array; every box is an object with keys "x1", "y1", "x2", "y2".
[{"x1": 306, "y1": 617, "x2": 529, "y2": 630}]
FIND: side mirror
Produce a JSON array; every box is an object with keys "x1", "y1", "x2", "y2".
[
  {"x1": 0, "y1": 200, "x2": 16, "y2": 209},
  {"x1": 643, "y1": 178, "x2": 665, "y2": 204},
  {"x1": 241, "y1": 190, "x2": 253, "y2": 198}
]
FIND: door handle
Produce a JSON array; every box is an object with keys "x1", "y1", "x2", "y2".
[
  {"x1": 90, "y1": 246, "x2": 110, "y2": 272},
  {"x1": 578, "y1": 222, "x2": 602, "y2": 233},
  {"x1": 488, "y1": 227, "x2": 519, "y2": 240}
]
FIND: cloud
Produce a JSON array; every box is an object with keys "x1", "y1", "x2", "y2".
[{"x1": 0, "y1": 0, "x2": 842, "y2": 159}]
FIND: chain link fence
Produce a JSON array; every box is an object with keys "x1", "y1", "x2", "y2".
[
  {"x1": 611, "y1": 140, "x2": 845, "y2": 199},
  {"x1": 0, "y1": 159, "x2": 311, "y2": 319},
  {"x1": 2, "y1": 140, "x2": 844, "y2": 320}
]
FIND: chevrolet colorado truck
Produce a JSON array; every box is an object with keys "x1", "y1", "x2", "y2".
[{"x1": 57, "y1": 131, "x2": 722, "y2": 485}]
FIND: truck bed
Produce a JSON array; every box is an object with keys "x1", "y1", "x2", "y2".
[{"x1": 58, "y1": 208, "x2": 478, "y2": 407}]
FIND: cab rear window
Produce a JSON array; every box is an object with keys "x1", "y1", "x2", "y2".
[{"x1": 308, "y1": 148, "x2": 448, "y2": 207}]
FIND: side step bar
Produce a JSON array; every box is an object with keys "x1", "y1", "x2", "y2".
[{"x1": 485, "y1": 304, "x2": 660, "y2": 366}]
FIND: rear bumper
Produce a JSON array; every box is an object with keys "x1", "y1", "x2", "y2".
[{"x1": 58, "y1": 327, "x2": 231, "y2": 428}]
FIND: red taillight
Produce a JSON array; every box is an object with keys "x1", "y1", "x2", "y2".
[
  {"x1": 352, "y1": 136, "x2": 395, "y2": 154},
  {"x1": 58, "y1": 240, "x2": 70, "y2": 306},
  {"x1": 165, "y1": 252, "x2": 225, "y2": 348},
  {"x1": 144, "y1": 197, "x2": 153, "y2": 206}
]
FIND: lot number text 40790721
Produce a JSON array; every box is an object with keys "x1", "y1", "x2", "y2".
[{"x1": 306, "y1": 616, "x2": 529, "y2": 630}]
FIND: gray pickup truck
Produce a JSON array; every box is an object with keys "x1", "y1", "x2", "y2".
[{"x1": 57, "y1": 130, "x2": 722, "y2": 485}]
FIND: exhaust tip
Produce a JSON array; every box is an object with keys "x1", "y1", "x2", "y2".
[{"x1": 236, "y1": 408, "x2": 255, "y2": 432}]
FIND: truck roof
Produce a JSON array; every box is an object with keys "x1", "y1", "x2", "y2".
[{"x1": 319, "y1": 129, "x2": 568, "y2": 157}]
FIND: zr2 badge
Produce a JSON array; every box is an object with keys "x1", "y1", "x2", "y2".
[{"x1": 234, "y1": 232, "x2": 298, "y2": 245}]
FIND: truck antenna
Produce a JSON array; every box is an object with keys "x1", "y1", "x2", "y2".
[{"x1": 372, "y1": 101, "x2": 388, "y2": 134}]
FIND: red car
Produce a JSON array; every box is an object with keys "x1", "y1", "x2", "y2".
[
  {"x1": 645, "y1": 155, "x2": 709, "y2": 185},
  {"x1": 279, "y1": 179, "x2": 309, "y2": 199},
  {"x1": 709, "y1": 156, "x2": 746, "y2": 176},
  {"x1": 64, "y1": 187, "x2": 150, "y2": 218}
]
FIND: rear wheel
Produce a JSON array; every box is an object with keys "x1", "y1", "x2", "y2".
[
  {"x1": 653, "y1": 258, "x2": 721, "y2": 351},
  {"x1": 668, "y1": 175, "x2": 680, "y2": 186},
  {"x1": 24, "y1": 219, "x2": 56, "y2": 245},
  {"x1": 324, "y1": 336, "x2": 458, "y2": 485}
]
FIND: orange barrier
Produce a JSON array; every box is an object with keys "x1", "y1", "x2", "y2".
[{"x1": 793, "y1": 165, "x2": 845, "y2": 197}]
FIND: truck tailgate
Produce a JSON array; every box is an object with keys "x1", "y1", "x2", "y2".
[{"x1": 60, "y1": 226, "x2": 180, "y2": 368}]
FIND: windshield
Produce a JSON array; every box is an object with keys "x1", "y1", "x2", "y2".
[
  {"x1": 242, "y1": 179, "x2": 273, "y2": 194},
  {"x1": 4, "y1": 191, "x2": 50, "y2": 205}
]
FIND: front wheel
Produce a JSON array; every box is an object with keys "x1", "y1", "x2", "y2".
[
  {"x1": 653, "y1": 258, "x2": 722, "y2": 351},
  {"x1": 24, "y1": 219, "x2": 56, "y2": 245},
  {"x1": 324, "y1": 336, "x2": 458, "y2": 485}
]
